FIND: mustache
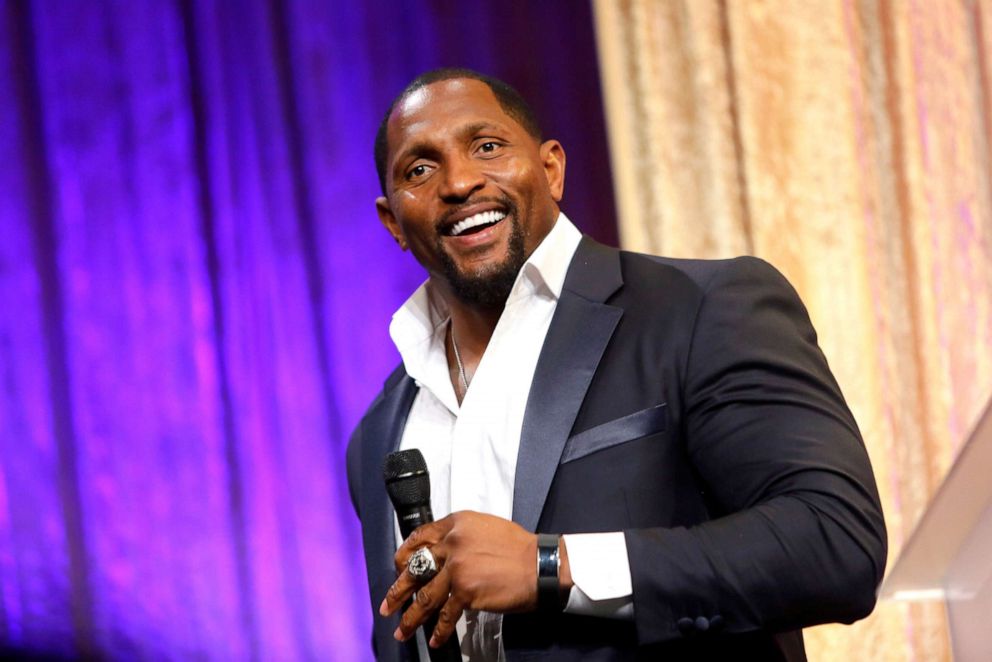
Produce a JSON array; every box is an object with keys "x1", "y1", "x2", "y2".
[{"x1": 435, "y1": 195, "x2": 517, "y2": 231}]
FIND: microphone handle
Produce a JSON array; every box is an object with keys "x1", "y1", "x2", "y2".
[{"x1": 397, "y1": 504, "x2": 434, "y2": 540}]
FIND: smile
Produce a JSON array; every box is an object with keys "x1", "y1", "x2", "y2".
[{"x1": 448, "y1": 210, "x2": 507, "y2": 237}]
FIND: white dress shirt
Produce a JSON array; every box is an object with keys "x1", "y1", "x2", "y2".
[{"x1": 391, "y1": 214, "x2": 632, "y2": 662}]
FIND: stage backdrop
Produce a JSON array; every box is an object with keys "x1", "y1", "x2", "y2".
[
  {"x1": 594, "y1": 1, "x2": 992, "y2": 661},
  {"x1": 0, "y1": 0, "x2": 616, "y2": 659}
]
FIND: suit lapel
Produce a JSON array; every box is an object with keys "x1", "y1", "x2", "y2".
[
  {"x1": 358, "y1": 367, "x2": 418, "y2": 660},
  {"x1": 512, "y1": 239, "x2": 624, "y2": 532}
]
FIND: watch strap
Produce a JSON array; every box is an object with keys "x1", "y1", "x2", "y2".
[{"x1": 536, "y1": 533, "x2": 563, "y2": 612}]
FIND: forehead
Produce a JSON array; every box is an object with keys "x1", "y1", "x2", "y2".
[{"x1": 386, "y1": 79, "x2": 521, "y2": 156}]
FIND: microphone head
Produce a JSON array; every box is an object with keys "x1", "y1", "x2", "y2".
[{"x1": 383, "y1": 449, "x2": 431, "y2": 509}]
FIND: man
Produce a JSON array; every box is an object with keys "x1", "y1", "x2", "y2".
[{"x1": 346, "y1": 68, "x2": 886, "y2": 661}]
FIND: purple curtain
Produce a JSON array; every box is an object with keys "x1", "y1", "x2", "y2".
[{"x1": 0, "y1": 0, "x2": 616, "y2": 659}]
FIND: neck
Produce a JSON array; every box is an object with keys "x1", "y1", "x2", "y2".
[
  {"x1": 438, "y1": 290, "x2": 503, "y2": 404},
  {"x1": 447, "y1": 299, "x2": 500, "y2": 356},
  {"x1": 430, "y1": 277, "x2": 503, "y2": 350}
]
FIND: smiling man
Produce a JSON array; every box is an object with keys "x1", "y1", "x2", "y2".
[
  {"x1": 347, "y1": 68, "x2": 886, "y2": 661},
  {"x1": 375, "y1": 73, "x2": 563, "y2": 322}
]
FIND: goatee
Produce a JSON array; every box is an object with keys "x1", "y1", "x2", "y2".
[{"x1": 438, "y1": 212, "x2": 526, "y2": 309}]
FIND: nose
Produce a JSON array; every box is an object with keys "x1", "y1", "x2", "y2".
[{"x1": 438, "y1": 153, "x2": 485, "y2": 202}]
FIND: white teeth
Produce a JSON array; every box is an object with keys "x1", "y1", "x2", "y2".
[{"x1": 450, "y1": 210, "x2": 506, "y2": 236}]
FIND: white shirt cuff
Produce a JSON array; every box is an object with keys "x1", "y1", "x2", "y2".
[{"x1": 561, "y1": 532, "x2": 634, "y2": 620}]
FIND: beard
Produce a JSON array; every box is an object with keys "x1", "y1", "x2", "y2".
[{"x1": 437, "y1": 208, "x2": 527, "y2": 309}]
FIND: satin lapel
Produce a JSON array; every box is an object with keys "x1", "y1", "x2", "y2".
[
  {"x1": 358, "y1": 369, "x2": 418, "y2": 620},
  {"x1": 512, "y1": 239, "x2": 624, "y2": 532}
]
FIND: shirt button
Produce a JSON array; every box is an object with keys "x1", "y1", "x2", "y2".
[
  {"x1": 677, "y1": 617, "x2": 694, "y2": 634},
  {"x1": 694, "y1": 616, "x2": 710, "y2": 631},
  {"x1": 710, "y1": 615, "x2": 724, "y2": 630}
]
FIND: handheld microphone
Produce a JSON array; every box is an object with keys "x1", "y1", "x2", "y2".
[
  {"x1": 384, "y1": 449, "x2": 435, "y2": 539},
  {"x1": 383, "y1": 449, "x2": 460, "y2": 661}
]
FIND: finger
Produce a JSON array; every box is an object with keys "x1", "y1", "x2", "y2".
[
  {"x1": 429, "y1": 592, "x2": 466, "y2": 649},
  {"x1": 394, "y1": 522, "x2": 448, "y2": 574},
  {"x1": 379, "y1": 564, "x2": 420, "y2": 616},
  {"x1": 380, "y1": 544, "x2": 449, "y2": 616},
  {"x1": 393, "y1": 567, "x2": 451, "y2": 641}
]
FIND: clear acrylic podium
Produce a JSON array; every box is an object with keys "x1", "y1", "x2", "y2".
[{"x1": 880, "y1": 398, "x2": 992, "y2": 661}]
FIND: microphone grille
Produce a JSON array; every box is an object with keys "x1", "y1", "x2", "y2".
[
  {"x1": 382, "y1": 449, "x2": 431, "y2": 508},
  {"x1": 383, "y1": 448, "x2": 427, "y2": 479}
]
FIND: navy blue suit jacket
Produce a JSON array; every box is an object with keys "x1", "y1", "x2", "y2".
[{"x1": 346, "y1": 238, "x2": 887, "y2": 661}]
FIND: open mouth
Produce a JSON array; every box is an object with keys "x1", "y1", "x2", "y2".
[{"x1": 446, "y1": 210, "x2": 507, "y2": 237}]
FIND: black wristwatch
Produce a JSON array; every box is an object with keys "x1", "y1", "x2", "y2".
[{"x1": 536, "y1": 533, "x2": 565, "y2": 612}]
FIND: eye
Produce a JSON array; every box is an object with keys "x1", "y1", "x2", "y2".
[
  {"x1": 476, "y1": 141, "x2": 502, "y2": 155},
  {"x1": 406, "y1": 163, "x2": 431, "y2": 180}
]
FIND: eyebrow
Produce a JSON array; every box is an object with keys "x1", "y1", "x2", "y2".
[
  {"x1": 458, "y1": 121, "x2": 504, "y2": 138},
  {"x1": 393, "y1": 121, "x2": 509, "y2": 169}
]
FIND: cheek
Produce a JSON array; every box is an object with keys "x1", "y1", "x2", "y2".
[
  {"x1": 490, "y1": 161, "x2": 541, "y2": 199},
  {"x1": 392, "y1": 197, "x2": 436, "y2": 238}
]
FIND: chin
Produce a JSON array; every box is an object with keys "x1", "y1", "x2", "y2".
[{"x1": 437, "y1": 215, "x2": 527, "y2": 308}]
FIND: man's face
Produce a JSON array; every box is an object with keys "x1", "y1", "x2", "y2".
[{"x1": 376, "y1": 79, "x2": 565, "y2": 307}]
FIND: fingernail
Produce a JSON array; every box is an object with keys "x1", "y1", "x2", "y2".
[
  {"x1": 393, "y1": 627, "x2": 402, "y2": 641},
  {"x1": 378, "y1": 598, "x2": 388, "y2": 616},
  {"x1": 429, "y1": 636, "x2": 438, "y2": 648}
]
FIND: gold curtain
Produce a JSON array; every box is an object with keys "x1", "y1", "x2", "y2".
[{"x1": 592, "y1": 1, "x2": 992, "y2": 660}]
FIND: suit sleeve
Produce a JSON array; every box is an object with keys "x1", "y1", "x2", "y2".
[{"x1": 624, "y1": 257, "x2": 887, "y2": 644}]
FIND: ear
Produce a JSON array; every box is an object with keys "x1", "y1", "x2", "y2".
[
  {"x1": 376, "y1": 196, "x2": 408, "y2": 251},
  {"x1": 539, "y1": 140, "x2": 566, "y2": 202}
]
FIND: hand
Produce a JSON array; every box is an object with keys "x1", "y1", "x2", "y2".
[{"x1": 378, "y1": 511, "x2": 538, "y2": 648}]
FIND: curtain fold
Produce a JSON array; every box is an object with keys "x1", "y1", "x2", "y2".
[
  {"x1": 0, "y1": 1, "x2": 615, "y2": 659},
  {"x1": 594, "y1": 1, "x2": 992, "y2": 661}
]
